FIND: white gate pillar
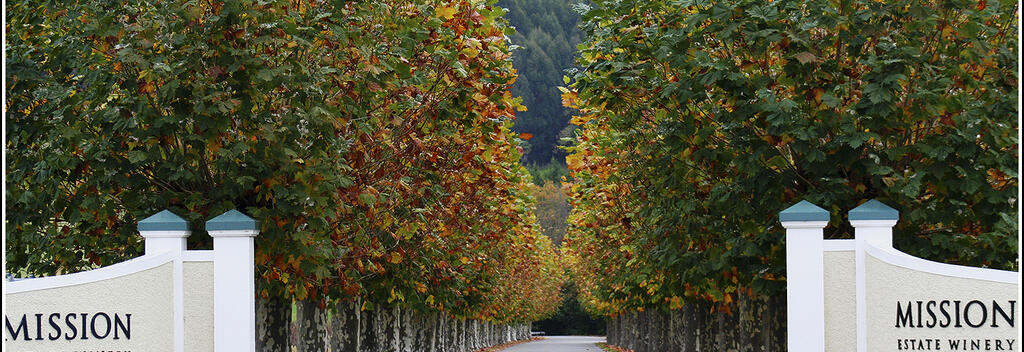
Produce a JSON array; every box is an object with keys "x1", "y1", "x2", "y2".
[
  {"x1": 850, "y1": 199, "x2": 899, "y2": 352},
  {"x1": 138, "y1": 210, "x2": 191, "y2": 255},
  {"x1": 138, "y1": 209, "x2": 189, "y2": 352},
  {"x1": 207, "y1": 209, "x2": 260, "y2": 352},
  {"x1": 780, "y1": 200, "x2": 829, "y2": 352}
]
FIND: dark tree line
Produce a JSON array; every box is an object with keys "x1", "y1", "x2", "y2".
[{"x1": 500, "y1": 0, "x2": 583, "y2": 164}]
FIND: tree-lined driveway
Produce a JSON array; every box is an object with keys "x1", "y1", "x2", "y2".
[{"x1": 501, "y1": 336, "x2": 606, "y2": 351}]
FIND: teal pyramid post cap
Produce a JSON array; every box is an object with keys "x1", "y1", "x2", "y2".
[
  {"x1": 206, "y1": 209, "x2": 259, "y2": 231},
  {"x1": 779, "y1": 200, "x2": 830, "y2": 222},
  {"x1": 849, "y1": 199, "x2": 899, "y2": 221},
  {"x1": 138, "y1": 210, "x2": 190, "y2": 231}
]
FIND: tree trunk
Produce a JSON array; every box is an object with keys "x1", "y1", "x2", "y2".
[
  {"x1": 256, "y1": 292, "x2": 291, "y2": 352},
  {"x1": 638, "y1": 310, "x2": 650, "y2": 352},
  {"x1": 398, "y1": 307, "x2": 415, "y2": 352},
  {"x1": 371, "y1": 306, "x2": 400, "y2": 352},
  {"x1": 330, "y1": 300, "x2": 361, "y2": 352},
  {"x1": 623, "y1": 312, "x2": 631, "y2": 350},
  {"x1": 458, "y1": 318, "x2": 467, "y2": 352},
  {"x1": 667, "y1": 309, "x2": 682, "y2": 351},
  {"x1": 684, "y1": 304, "x2": 698, "y2": 352},
  {"x1": 768, "y1": 294, "x2": 787, "y2": 350},
  {"x1": 359, "y1": 304, "x2": 378, "y2": 352},
  {"x1": 471, "y1": 320, "x2": 481, "y2": 350},
  {"x1": 606, "y1": 316, "x2": 615, "y2": 347},
  {"x1": 296, "y1": 300, "x2": 328, "y2": 352},
  {"x1": 388, "y1": 307, "x2": 402, "y2": 352},
  {"x1": 650, "y1": 310, "x2": 664, "y2": 352},
  {"x1": 432, "y1": 313, "x2": 444, "y2": 352},
  {"x1": 411, "y1": 310, "x2": 434, "y2": 352},
  {"x1": 608, "y1": 316, "x2": 616, "y2": 347}
]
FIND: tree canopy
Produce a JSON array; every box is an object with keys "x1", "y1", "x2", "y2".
[
  {"x1": 563, "y1": 0, "x2": 1018, "y2": 316},
  {"x1": 6, "y1": 0, "x2": 561, "y2": 324}
]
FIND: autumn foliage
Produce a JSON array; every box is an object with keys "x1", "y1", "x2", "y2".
[
  {"x1": 563, "y1": 0, "x2": 1018, "y2": 317},
  {"x1": 529, "y1": 181, "x2": 571, "y2": 246},
  {"x1": 6, "y1": 0, "x2": 560, "y2": 323}
]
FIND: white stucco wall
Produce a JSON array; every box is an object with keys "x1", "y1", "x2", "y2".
[
  {"x1": 824, "y1": 250, "x2": 856, "y2": 352},
  {"x1": 866, "y1": 253, "x2": 1021, "y2": 351},
  {"x1": 5, "y1": 262, "x2": 174, "y2": 351},
  {"x1": 184, "y1": 261, "x2": 215, "y2": 352}
]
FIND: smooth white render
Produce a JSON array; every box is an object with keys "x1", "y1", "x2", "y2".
[
  {"x1": 823, "y1": 239, "x2": 855, "y2": 251},
  {"x1": 5, "y1": 250, "x2": 177, "y2": 294},
  {"x1": 864, "y1": 243, "x2": 1018, "y2": 283},
  {"x1": 851, "y1": 219, "x2": 897, "y2": 352},
  {"x1": 781, "y1": 220, "x2": 829, "y2": 352},
  {"x1": 209, "y1": 229, "x2": 260, "y2": 352}
]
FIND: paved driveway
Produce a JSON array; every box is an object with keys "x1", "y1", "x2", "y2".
[{"x1": 500, "y1": 336, "x2": 606, "y2": 352}]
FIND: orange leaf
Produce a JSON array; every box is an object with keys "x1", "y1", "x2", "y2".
[{"x1": 519, "y1": 133, "x2": 534, "y2": 140}]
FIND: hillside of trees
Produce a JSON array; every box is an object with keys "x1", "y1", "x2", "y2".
[{"x1": 500, "y1": 0, "x2": 582, "y2": 164}]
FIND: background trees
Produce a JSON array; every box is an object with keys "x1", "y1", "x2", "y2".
[
  {"x1": 499, "y1": 0, "x2": 582, "y2": 164},
  {"x1": 563, "y1": 0, "x2": 1018, "y2": 316},
  {"x1": 6, "y1": 0, "x2": 561, "y2": 324},
  {"x1": 529, "y1": 181, "x2": 571, "y2": 245}
]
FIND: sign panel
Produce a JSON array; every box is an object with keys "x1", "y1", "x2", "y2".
[
  {"x1": 5, "y1": 260, "x2": 174, "y2": 352},
  {"x1": 782, "y1": 199, "x2": 1020, "y2": 352},
  {"x1": 866, "y1": 251, "x2": 1019, "y2": 352}
]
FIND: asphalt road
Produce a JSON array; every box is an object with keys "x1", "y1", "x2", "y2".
[{"x1": 500, "y1": 336, "x2": 606, "y2": 352}]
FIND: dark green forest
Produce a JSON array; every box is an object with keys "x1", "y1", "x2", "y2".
[{"x1": 500, "y1": 0, "x2": 582, "y2": 164}]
